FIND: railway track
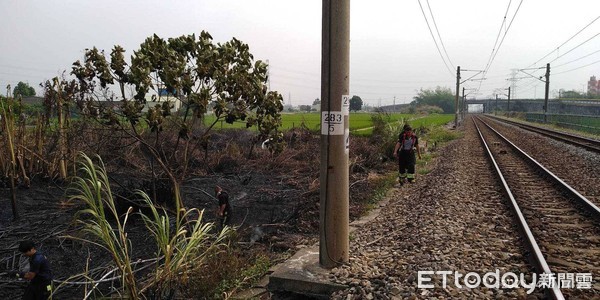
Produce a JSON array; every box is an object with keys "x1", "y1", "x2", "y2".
[
  {"x1": 473, "y1": 116, "x2": 600, "y2": 299},
  {"x1": 485, "y1": 115, "x2": 600, "y2": 153}
]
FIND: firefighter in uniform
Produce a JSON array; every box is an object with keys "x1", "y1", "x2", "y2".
[
  {"x1": 215, "y1": 186, "x2": 232, "y2": 230},
  {"x1": 8, "y1": 240, "x2": 53, "y2": 300},
  {"x1": 393, "y1": 124, "x2": 421, "y2": 184}
]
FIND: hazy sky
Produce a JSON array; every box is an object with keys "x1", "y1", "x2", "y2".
[{"x1": 1, "y1": 1, "x2": 599, "y2": 106}]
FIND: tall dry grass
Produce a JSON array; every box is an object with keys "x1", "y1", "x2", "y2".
[{"x1": 67, "y1": 153, "x2": 230, "y2": 299}]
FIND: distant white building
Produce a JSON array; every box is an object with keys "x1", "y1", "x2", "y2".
[
  {"x1": 142, "y1": 89, "x2": 182, "y2": 112},
  {"x1": 142, "y1": 95, "x2": 182, "y2": 112}
]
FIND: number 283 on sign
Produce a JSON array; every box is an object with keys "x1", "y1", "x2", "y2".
[{"x1": 321, "y1": 111, "x2": 344, "y2": 135}]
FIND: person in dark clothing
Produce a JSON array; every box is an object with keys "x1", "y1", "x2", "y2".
[
  {"x1": 393, "y1": 124, "x2": 422, "y2": 184},
  {"x1": 10, "y1": 240, "x2": 53, "y2": 300},
  {"x1": 215, "y1": 186, "x2": 232, "y2": 229}
]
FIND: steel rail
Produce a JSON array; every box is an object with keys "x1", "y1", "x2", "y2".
[
  {"x1": 472, "y1": 118, "x2": 564, "y2": 300},
  {"x1": 477, "y1": 116, "x2": 600, "y2": 220},
  {"x1": 485, "y1": 115, "x2": 600, "y2": 153}
]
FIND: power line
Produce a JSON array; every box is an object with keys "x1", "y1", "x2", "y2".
[
  {"x1": 548, "y1": 32, "x2": 600, "y2": 64},
  {"x1": 476, "y1": 0, "x2": 523, "y2": 98},
  {"x1": 527, "y1": 15, "x2": 600, "y2": 68},
  {"x1": 482, "y1": 0, "x2": 513, "y2": 76},
  {"x1": 516, "y1": 18, "x2": 600, "y2": 84},
  {"x1": 426, "y1": 0, "x2": 454, "y2": 69},
  {"x1": 417, "y1": 0, "x2": 454, "y2": 77},
  {"x1": 553, "y1": 59, "x2": 600, "y2": 75},
  {"x1": 553, "y1": 49, "x2": 600, "y2": 68},
  {"x1": 483, "y1": 0, "x2": 523, "y2": 76},
  {"x1": 515, "y1": 75, "x2": 546, "y2": 96}
]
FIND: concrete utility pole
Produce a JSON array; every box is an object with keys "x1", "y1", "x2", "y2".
[
  {"x1": 463, "y1": 93, "x2": 467, "y2": 119},
  {"x1": 454, "y1": 66, "x2": 460, "y2": 128},
  {"x1": 543, "y1": 63, "x2": 550, "y2": 122},
  {"x1": 320, "y1": 0, "x2": 349, "y2": 268},
  {"x1": 461, "y1": 87, "x2": 465, "y2": 120}
]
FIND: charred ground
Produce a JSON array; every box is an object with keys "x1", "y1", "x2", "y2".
[{"x1": 0, "y1": 126, "x2": 397, "y2": 298}]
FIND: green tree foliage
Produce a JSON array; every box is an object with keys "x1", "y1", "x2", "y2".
[
  {"x1": 70, "y1": 31, "x2": 283, "y2": 159},
  {"x1": 69, "y1": 31, "x2": 284, "y2": 207},
  {"x1": 12, "y1": 81, "x2": 36, "y2": 98},
  {"x1": 298, "y1": 105, "x2": 312, "y2": 112},
  {"x1": 559, "y1": 89, "x2": 585, "y2": 99},
  {"x1": 312, "y1": 98, "x2": 321, "y2": 106},
  {"x1": 369, "y1": 112, "x2": 405, "y2": 159},
  {"x1": 412, "y1": 86, "x2": 454, "y2": 113},
  {"x1": 349, "y1": 95, "x2": 363, "y2": 111},
  {"x1": 415, "y1": 104, "x2": 443, "y2": 114},
  {"x1": 72, "y1": 32, "x2": 283, "y2": 140}
]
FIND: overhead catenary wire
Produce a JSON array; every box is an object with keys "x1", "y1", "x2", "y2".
[
  {"x1": 417, "y1": 0, "x2": 454, "y2": 77},
  {"x1": 527, "y1": 15, "x2": 600, "y2": 68},
  {"x1": 425, "y1": 0, "x2": 455, "y2": 69},
  {"x1": 553, "y1": 59, "x2": 600, "y2": 75},
  {"x1": 270, "y1": 63, "x2": 461, "y2": 104},
  {"x1": 515, "y1": 34, "x2": 599, "y2": 93},
  {"x1": 484, "y1": 0, "x2": 523, "y2": 74},
  {"x1": 477, "y1": 0, "x2": 523, "y2": 98},
  {"x1": 514, "y1": 72, "x2": 550, "y2": 96},
  {"x1": 518, "y1": 80, "x2": 542, "y2": 95},
  {"x1": 548, "y1": 32, "x2": 600, "y2": 64},
  {"x1": 552, "y1": 49, "x2": 600, "y2": 68},
  {"x1": 513, "y1": 16, "x2": 600, "y2": 97},
  {"x1": 481, "y1": 0, "x2": 513, "y2": 77}
]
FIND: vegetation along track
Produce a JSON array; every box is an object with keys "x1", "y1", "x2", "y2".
[
  {"x1": 474, "y1": 115, "x2": 600, "y2": 299},
  {"x1": 487, "y1": 115, "x2": 600, "y2": 154}
]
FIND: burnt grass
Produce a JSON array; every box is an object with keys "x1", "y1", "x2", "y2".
[{"x1": 0, "y1": 127, "x2": 395, "y2": 298}]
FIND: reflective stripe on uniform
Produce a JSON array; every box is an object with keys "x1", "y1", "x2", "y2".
[{"x1": 406, "y1": 173, "x2": 415, "y2": 179}]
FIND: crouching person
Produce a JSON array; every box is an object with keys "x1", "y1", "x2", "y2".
[{"x1": 10, "y1": 240, "x2": 53, "y2": 300}]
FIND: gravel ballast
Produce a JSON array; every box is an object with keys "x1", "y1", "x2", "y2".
[{"x1": 329, "y1": 118, "x2": 545, "y2": 299}]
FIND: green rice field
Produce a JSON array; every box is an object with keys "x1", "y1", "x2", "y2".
[
  {"x1": 202, "y1": 112, "x2": 453, "y2": 134},
  {"x1": 351, "y1": 114, "x2": 454, "y2": 136}
]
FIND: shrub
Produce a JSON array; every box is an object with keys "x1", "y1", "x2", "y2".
[{"x1": 66, "y1": 153, "x2": 230, "y2": 299}]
